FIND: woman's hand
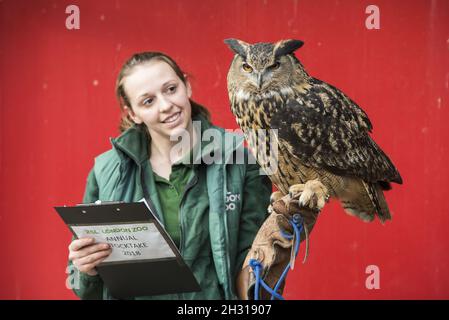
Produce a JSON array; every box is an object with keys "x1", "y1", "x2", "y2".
[{"x1": 68, "y1": 238, "x2": 112, "y2": 276}]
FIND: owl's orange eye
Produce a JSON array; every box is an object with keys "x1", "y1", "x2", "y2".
[{"x1": 242, "y1": 63, "x2": 253, "y2": 73}]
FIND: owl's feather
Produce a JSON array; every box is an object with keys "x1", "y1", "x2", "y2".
[{"x1": 270, "y1": 80, "x2": 402, "y2": 185}]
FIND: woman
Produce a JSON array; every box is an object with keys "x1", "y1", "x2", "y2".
[{"x1": 67, "y1": 52, "x2": 272, "y2": 300}]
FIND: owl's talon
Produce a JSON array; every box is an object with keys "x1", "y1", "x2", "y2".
[
  {"x1": 289, "y1": 180, "x2": 329, "y2": 211},
  {"x1": 270, "y1": 191, "x2": 284, "y2": 205}
]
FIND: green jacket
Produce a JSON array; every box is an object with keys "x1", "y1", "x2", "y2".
[{"x1": 70, "y1": 115, "x2": 272, "y2": 300}]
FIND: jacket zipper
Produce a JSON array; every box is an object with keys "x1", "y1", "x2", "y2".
[
  {"x1": 139, "y1": 166, "x2": 162, "y2": 222},
  {"x1": 222, "y1": 167, "x2": 234, "y2": 299}
]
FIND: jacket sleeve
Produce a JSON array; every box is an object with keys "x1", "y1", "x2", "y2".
[
  {"x1": 68, "y1": 167, "x2": 105, "y2": 300},
  {"x1": 234, "y1": 158, "x2": 272, "y2": 278}
]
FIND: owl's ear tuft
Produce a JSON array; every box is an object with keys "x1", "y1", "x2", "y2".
[
  {"x1": 274, "y1": 39, "x2": 304, "y2": 58},
  {"x1": 224, "y1": 38, "x2": 249, "y2": 59}
]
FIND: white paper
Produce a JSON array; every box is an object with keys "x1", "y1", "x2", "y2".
[
  {"x1": 137, "y1": 198, "x2": 163, "y2": 225},
  {"x1": 71, "y1": 222, "x2": 176, "y2": 263}
]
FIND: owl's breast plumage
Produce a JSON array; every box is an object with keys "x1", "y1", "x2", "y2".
[
  {"x1": 230, "y1": 87, "x2": 316, "y2": 192},
  {"x1": 230, "y1": 88, "x2": 296, "y2": 130}
]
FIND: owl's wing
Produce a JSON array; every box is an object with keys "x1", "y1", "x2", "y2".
[{"x1": 271, "y1": 81, "x2": 402, "y2": 184}]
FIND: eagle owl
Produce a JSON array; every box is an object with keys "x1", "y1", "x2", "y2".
[{"x1": 224, "y1": 38, "x2": 402, "y2": 223}]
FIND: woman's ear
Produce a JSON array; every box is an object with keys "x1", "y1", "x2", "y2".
[
  {"x1": 185, "y1": 79, "x2": 192, "y2": 98},
  {"x1": 124, "y1": 105, "x2": 143, "y2": 124}
]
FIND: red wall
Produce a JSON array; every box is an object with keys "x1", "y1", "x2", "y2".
[{"x1": 0, "y1": 0, "x2": 448, "y2": 299}]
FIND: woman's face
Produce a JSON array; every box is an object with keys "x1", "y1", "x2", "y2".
[{"x1": 124, "y1": 60, "x2": 192, "y2": 141}]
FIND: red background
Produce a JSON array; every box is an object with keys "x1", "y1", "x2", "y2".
[{"x1": 0, "y1": 0, "x2": 448, "y2": 299}]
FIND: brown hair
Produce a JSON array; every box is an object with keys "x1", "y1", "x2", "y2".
[{"x1": 115, "y1": 52, "x2": 211, "y2": 132}]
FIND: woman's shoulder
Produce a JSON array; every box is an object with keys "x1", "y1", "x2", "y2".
[
  {"x1": 92, "y1": 131, "x2": 133, "y2": 172},
  {"x1": 95, "y1": 147, "x2": 119, "y2": 164},
  {"x1": 94, "y1": 125, "x2": 148, "y2": 166},
  {"x1": 89, "y1": 147, "x2": 121, "y2": 181}
]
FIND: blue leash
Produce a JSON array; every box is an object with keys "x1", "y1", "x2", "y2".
[{"x1": 249, "y1": 214, "x2": 304, "y2": 300}]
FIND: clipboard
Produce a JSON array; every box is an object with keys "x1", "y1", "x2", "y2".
[{"x1": 54, "y1": 200, "x2": 201, "y2": 299}]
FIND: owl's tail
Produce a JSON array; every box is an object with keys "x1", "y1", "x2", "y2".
[
  {"x1": 364, "y1": 182, "x2": 392, "y2": 223},
  {"x1": 340, "y1": 180, "x2": 392, "y2": 223}
]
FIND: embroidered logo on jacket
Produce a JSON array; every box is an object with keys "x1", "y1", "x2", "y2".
[{"x1": 225, "y1": 191, "x2": 241, "y2": 211}]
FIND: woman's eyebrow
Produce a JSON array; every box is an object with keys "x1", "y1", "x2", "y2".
[
  {"x1": 137, "y1": 80, "x2": 178, "y2": 99},
  {"x1": 138, "y1": 92, "x2": 151, "y2": 99}
]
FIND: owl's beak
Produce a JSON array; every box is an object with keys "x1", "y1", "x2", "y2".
[{"x1": 257, "y1": 73, "x2": 263, "y2": 89}]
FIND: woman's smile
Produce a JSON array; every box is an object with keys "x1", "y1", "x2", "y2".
[{"x1": 162, "y1": 111, "x2": 181, "y2": 124}]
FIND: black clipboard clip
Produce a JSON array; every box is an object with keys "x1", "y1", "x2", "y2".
[{"x1": 76, "y1": 200, "x2": 125, "y2": 206}]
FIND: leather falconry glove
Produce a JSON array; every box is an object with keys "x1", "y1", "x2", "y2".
[{"x1": 237, "y1": 180, "x2": 329, "y2": 300}]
